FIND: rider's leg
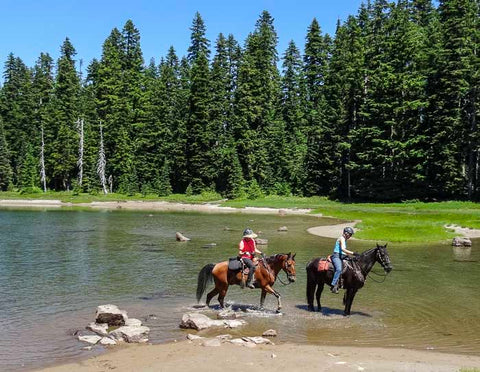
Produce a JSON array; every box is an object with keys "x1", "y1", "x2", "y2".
[
  {"x1": 244, "y1": 258, "x2": 256, "y2": 288},
  {"x1": 331, "y1": 253, "x2": 342, "y2": 293}
]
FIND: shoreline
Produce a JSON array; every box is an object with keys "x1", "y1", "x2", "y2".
[
  {"x1": 2, "y1": 199, "x2": 479, "y2": 240},
  {"x1": 38, "y1": 340, "x2": 480, "y2": 372}
]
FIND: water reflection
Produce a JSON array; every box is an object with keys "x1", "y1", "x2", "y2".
[{"x1": 452, "y1": 246, "x2": 472, "y2": 261}]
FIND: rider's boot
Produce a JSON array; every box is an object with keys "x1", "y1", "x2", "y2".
[
  {"x1": 246, "y1": 274, "x2": 255, "y2": 289},
  {"x1": 330, "y1": 283, "x2": 339, "y2": 294}
]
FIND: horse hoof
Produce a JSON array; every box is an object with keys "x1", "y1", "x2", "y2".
[{"x1": 307, "y1": 306, "x2": 314, "y2": 312}]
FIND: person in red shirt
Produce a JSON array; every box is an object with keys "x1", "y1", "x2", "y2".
[{"x1": 238, "y1": 228, "x2": 263, "y2": 288}]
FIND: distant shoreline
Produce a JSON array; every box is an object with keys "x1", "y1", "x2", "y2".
[{"x1": 1, "y1": 199, "x2": 479, "y2": 239}]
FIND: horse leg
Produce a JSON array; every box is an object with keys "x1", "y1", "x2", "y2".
[
  {"x1": 315, "y1": 283, "x2": 324, "y2": 312},
  {"x1": 260, "y1": 289, "x2": 267, "y2": 310},
  {"x1": 206, "y1": 287, "x2": 219, "y2": 307},
  {"x1": 343, "y1": 288, "x2": 357, "y2": 316},
  {"x1": 217, "y1": 285, "x2": 229, "y2": 308},
  {"x1": 306, "y1": 270, "x2": 317, "y2": 311},
  {"x1": 263, "y1": 285, "x2": 281, "y2": 312}
]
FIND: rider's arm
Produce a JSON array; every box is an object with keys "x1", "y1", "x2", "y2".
[
  {"x1": 340, "y1": 236, "x2": 354, "y2": 255},
  {"x1": 238, "y1": 240, "x2": 245, "y2": 257},
  {"x1": 254, "y1": 240, "x2": 263, "y2": 255}
]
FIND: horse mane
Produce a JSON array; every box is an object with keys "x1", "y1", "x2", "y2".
[{"x1": 264, "y1": 253, "x2": 288, "y2": 264}]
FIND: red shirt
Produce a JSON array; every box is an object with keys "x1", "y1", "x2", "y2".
[{"x1": 240, "y1": 238, "x2": 255, "y2": 259}]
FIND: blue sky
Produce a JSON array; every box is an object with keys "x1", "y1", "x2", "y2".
[{"x1": 1, "y1": 0, "x2": 366, "y2": 70}]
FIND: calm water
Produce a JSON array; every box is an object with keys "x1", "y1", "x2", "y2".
[{"x1": 0, "y1": 208, "x2": 479, "y2": 371}]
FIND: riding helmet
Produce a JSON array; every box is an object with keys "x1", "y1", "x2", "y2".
[{"x1": 343, "y1": 226, "x2": 354, "y2": 235}]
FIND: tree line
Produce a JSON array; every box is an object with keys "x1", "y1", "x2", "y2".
[{"x1": 0, "y1": 0, "x2": 479, "y2": 201}]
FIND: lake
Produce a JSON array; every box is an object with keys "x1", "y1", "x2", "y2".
[{"x1": 0, "y1": 208, "x2": 479, "y2": 371}]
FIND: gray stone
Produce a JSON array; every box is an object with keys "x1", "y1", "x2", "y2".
[
  {"x1": 125, "y1": 318, "x2": 142, "y2": 327},
  {"x1": 176, "y1": 232, "x2": 191, "y2": 241},
  {"x1": 95, "y1": 304, "x2": 128, "y2": 327},
  {"x1": 86, "y1": 322, "x2": 109, "y2": 337},
  {"x1": 99, "y1": 337, "x2": 117, "y2": 346},
  {"x1": 452, "y1": 237, "x2": 472, "y2": 247},
  {"x1": 262, "y1": 329, "x2": 277, "y2": 337},
  {"x1": 78, "y1": 335, "x2": 101, "y2": 344},
  {"x1": 109, "y1": 325, "x2": 150, "y2": 343}
]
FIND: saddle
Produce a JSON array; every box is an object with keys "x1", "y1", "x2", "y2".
[
  {"x1": 317, "y1": 255, "x2": 348, "y2": 275},
  {"x1": 228, "y1": 257, "x2": 258, "y2": 275}
]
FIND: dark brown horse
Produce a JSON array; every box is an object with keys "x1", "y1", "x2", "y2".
[
  {"x1": 306, "y1": 244, "x2": 392, "y2": 315},
  {"x1": 196, "y1": 253, "x2": 296, "y2": 312}
]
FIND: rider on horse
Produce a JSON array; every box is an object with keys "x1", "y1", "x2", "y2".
[
  {"x1": 238, "y1": 228, "x2": 263, "y2": 289},
  {"x1": 331, "y1": 226, "x2": 356, "y2": 294}
]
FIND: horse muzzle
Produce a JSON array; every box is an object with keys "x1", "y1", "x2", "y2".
[
  {"x1": 385, "y1": 266, "x2": 393, "y2": 273},
  {"x1": 288, "y1": 275, "x2": 296, "y2": 282}
]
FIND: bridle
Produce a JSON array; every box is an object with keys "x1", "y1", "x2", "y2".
[{"x1": 277, "y1": 255, "x2": 296, "y2": 285}]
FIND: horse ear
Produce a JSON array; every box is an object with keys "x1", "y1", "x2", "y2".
[
  {"x1": 292, "y1": 253, "x2": 296, "y2": 260},
  {"x1": 376, "y1": 243, "x2": 380, "y2": 248},
  {"x1": 287, "y1": 252, "x2": 291, "y2": 258}
]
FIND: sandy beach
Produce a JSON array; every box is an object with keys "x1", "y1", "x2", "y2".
[
  {"x1": 39, "y1": 340, "x2": 480, "y2": 372},
  {"x1": 3, "y1": 199, "x2": 479, "y2": 371}
]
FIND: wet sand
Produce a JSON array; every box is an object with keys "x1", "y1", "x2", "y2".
[{"x1": 38, "y1": 340, "x2": 480, "y2": 372}]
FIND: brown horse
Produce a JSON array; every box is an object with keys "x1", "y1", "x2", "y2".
[
  {"x1": 306, "y1": 244, "x2": 392, "y2": 315},
  {"x1": 196, "y1": 253, "x2": 296, "y2": 312}
]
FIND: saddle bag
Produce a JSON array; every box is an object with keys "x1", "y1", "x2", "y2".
[
  {"x1": 317, "y1": 256, "x2": 332, "y2": 272},
  {"x1": 228, "y1": 257, "x2": 243, "y2": 271}
]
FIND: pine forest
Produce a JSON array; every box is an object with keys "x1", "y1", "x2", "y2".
[{"x1": 0, "y1": 0, "x2": 479, "y2": 202}]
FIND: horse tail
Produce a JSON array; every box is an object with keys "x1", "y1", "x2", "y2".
[
  {"x1": 196, "y1": 263, "x2": 215, "y2": 303},
  {"x1": 305, "y1": 259, "x2": 318, "y2": 307}
]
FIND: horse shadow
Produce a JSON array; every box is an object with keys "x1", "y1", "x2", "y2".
[{"x1": 295, "y1": 304, "x2": 371, "y2": 317}]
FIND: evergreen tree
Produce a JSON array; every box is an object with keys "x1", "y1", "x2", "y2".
[
  {"x1": 0, "y1": 118, "x2": 12, "y2": 190},
  {"x1": 0, "y1": 54, "x2": 34, "y2": 186},
  {"x1": 302, "y1": 18, "x2": 337, "y2": 196},
  {"x1": 281, "y1": 40, "x2": 307, "y2": 195},
  {"x1": 49, "y1": 38, "x2": 80, "y2": 190},
  {"x1": 234, "y1": 11, "x2": 283, "y2": 190}
]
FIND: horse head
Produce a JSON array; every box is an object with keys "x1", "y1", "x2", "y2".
[
  {"x1": 375, "y1": 243, "x2": 393, "y2": 273},
  {"x1": 282, "y1": 252, "x2": 296, "y2": 282}
]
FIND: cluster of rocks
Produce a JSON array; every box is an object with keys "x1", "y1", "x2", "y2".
[
  {"x1": 77, "y1": 304, "x2": 150, "y2": 347},
  {"x1": 180, "y1": 310, "x2": 277, "y2": 348}
]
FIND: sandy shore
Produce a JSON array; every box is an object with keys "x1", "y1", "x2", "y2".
[{"x1": 39, "y1": 340, "x2": 480, "y2": 372}]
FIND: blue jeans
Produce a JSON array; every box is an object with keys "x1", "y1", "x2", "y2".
[{"x1": 331, "y1": 253, "x2": 342, "y2": 286}]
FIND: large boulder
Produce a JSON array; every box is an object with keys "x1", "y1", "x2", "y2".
[
  {"x1": 95, "y1": 304, "x2": 128, "y2": 327},
  {"x1": 176, "y1": 232, "x2": 191, "y2": 241},
  {"x1": 452, "y1": 237, "x2": 472, "y2": 247},
  {"x1": 109, "y1": 325, "x2": 150, "y2": 343},
  {"x1": 179, "y1": 313, "x2": 246, "y2": 330}
]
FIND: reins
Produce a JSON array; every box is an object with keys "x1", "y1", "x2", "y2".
[
  {"x1": 260, "y1": 255, "x2": 293, "y2": 286},
  {"x1": 366, "y1": 270, "x2": 390, "y2": 283}
]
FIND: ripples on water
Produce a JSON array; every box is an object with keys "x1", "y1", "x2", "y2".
[{"x1": 0, "y1": 209, "x2": 479, "y2": 371}]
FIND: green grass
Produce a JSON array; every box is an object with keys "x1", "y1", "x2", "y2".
[
  {"x1": 221, "y1": 197, "x2": 480, "y2": 243},
  {"x1": 1, "y1": 192, "x2": 479, "y2": 243}
]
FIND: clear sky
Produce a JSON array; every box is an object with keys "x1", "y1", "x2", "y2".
[{"x1": 1, "y1": 0, "x2": 366, "y2": 70}]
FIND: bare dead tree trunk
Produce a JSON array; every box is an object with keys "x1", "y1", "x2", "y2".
[
  {"x1": 97, "y1": 121, "x2": 108, "y2": 194},
  {"x1": 40, "y1": 126, "x2": 47, "y2": 192},
  {"x1": 76, "y1": 118, "x2": 84, "y2": 188}
]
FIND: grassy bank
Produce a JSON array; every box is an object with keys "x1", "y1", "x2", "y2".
[{"x1": 1, "y1": 192, "x2": 479, "y2": 243}]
